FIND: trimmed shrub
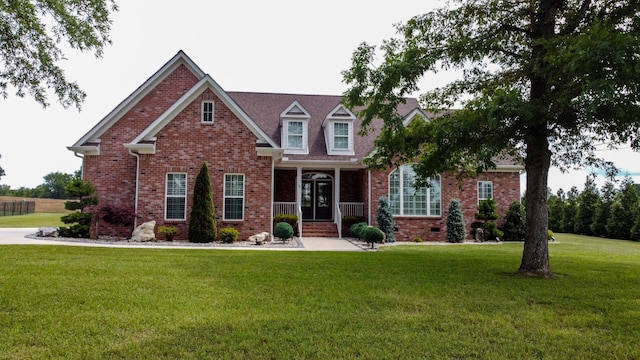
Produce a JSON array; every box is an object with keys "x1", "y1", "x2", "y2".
[
  {"x1": 274, "y1": 213, "x2": 299, "y2": 236},
  {"x1": 473, "y1": 198, "x2": 503, "y2": 241},
  {"x1": 362, "y1": 226, "x2": 385, "y2": 249},
  {"x1": 158, "y1": 225, "x2": 178, "y2": 241},
  {"x1": 502, "y1": 201, "x2": 526, "y2": 241},
  {"x1": 446, "y1": 199, "x2": 466, "y2": 243},
  {"x1": 59, "y1": 179, "x2": 98, "y2": 238},
  {"x1": 376, "y1": 196, "x2": 395, "y2": 243},
  {"x1": 342, "y1": 215, "x2": 367, "y2": 236},
  {"x1": 219, "y1": 227, "x2": 239, "y2": 243},
  {"x1": 350, "y1": 222, "x2": 368, "y2": 239},
  {"x1": 274, "y1": 222, "x2": 294, "y2": 243},
  {"x1": 188, "y1": 162, "x2": 216, "y2": 243}
]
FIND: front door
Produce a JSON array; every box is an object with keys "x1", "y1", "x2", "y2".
[{"x1": 302, "y1": 179, "x2": 333, "y2": 220}]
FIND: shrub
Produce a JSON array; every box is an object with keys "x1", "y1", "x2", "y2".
[
  {"x1": 59, "y1": 179, "x2": 97, "y2": 238},
  {"x1": 342, "y1": 215, "x2": 367, "y2": 236},
  {"x1": 158, "y1": 225, "x2": 178, "y2": 241},
  {"x1": 350, "y1": 222, "x2": 368, "y2": 239},
  {"x1": 97, "y1": 204, "x2": 136, "y2": 226},
  {"x1": 362, "y1": 226, "x2": 385, "y2": 249},
  {"x1": 474, "y1": 199, "x2": 502, "y2": 241},
  {"x1": 502, "y1": 201, "x2": 526, "y2": 241},
  {"x1": 188, "y1": 162, "x2": 216, "y2": 243},
  {"x1": 413, "y1": 237, "x2": 424, "y2": 242},
  {"x1": 273, "y1": 214, "x2": 299, "y2": 236},
  {"x1": 219, "y1": 227, "x2": 239, "y2": 243},
  {"x1": 446, "y1": 199, "x2": 466, "y2": 243},
  {"x1": 548, "y1": 229, "x2": 555, "y2": 241},
  {"x1": 274, "y1": 222, "x2": 294, "y2": 243},
  {"x1": 376, "y1": 196, "x2": 395, "y2": 243}
]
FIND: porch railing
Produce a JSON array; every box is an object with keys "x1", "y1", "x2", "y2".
[
  {"x1": 273, "y1": 202, "x2": 296, "y2": 216},
  {"x1": 339, "y1": 202, "x2": 365, "y2": 217}
]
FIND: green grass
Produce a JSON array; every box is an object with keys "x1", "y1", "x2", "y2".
[
  {"x1": 0, "y1": 234, "x2": 639, "y2": 359},
  {"x1": 0, "y1": 213, "x2": 66, "y2": 228}
]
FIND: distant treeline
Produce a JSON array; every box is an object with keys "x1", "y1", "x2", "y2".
[
  {"x1": 548, "y1": 175, "x2": 640, "y2": 241},
  {"x1": 0, "y1": 170, "x2": 80, "y2": 199}
]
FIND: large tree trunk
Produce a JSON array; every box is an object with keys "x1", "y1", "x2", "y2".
[{"x1": 519, "y1": 128, "x2": 552, "y2": 278}]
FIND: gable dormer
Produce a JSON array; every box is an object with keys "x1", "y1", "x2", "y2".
[
  {"x1": 323, "y1": 104, "x2": 356, "y2": 155},
  {"x1": 280, "y1": 101, "x2": 310, "y2": 154}
]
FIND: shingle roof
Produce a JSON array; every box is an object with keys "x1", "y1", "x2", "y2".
[{"x1": 228, "y1": 92, "x2": 423, "y2": 161}]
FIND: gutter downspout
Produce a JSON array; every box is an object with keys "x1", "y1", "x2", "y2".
[
  {"x1": 128, "y1": 149, "x2": 140, "y2": 228},
  {"x1": 73, "y1": 152, "x2": 84, "y2": 179},
  {"x1": 368, "y1": 169, "x2": 371, "y2": 226}
]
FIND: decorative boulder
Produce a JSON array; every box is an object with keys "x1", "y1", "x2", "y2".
[
  {"x1": 248, "y1": 232, "x2": 270, "y2": 245},
  {"x1": 131, "y1": 221, "x2": 156, "y2": 242},
  {"x1": 36, "y1": 227, "x2": 58, "y2": 237}
]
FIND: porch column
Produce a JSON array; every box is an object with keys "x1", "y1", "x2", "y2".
[
  {"x1": 296, "y1": 166, "x2": 302, "y2": 237},
  {"x1": 335, "y1": 168, "x2": 342, "y2": 238}
]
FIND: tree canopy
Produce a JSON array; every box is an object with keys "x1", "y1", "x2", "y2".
[
  {"x1": 0, "y1": 0, "x2": 118, "y2": 108},
  {"x1": 342, "y1": 0, "x2": 640, "y2": 277}
]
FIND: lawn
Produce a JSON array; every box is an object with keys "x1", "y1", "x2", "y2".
[
  {"x1": 0, "y1": 213, "x2": 66, "y2": 228},
  {"x1": 0, "y1": 234, "x2": 639, "y2": 359}
]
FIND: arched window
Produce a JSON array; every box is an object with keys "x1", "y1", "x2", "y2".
[{"x1": 389, "y1": 165, "x2": 441, "y2": 216}]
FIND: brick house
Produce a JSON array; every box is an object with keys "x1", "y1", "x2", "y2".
[{"x1": 68, "y1": 50, "x2": 523, "y2": 242}]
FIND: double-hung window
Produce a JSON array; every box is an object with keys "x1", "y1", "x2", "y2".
[
  {"x1": 166, "y1": 173, "x2": 186, "y2": 220},
  {"x1": 287, "y1": 121, "x2": 304, "y2": 149},
  {"x1": 202, "y1": 101, "x2": 214, "y2": 123},
  {"x1": 389, "y1": 165, "x2": 441, "y2": 216},
  {"x1": 478, "y1": 181, "x2": 493, "y2": 204},
  {"x1": 224, "y1": 174, "x2": 244, "y2": 220},
  {"x1": 333, "y1": 123, "x2": 349, "y2": 149}
]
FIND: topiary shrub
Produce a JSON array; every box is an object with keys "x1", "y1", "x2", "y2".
[
  {"x1": 273, "y1": 214, "x2": 299, "y2": 236},
  {"x1": 342, "y1": 215, "x2": 367, "y2": 237},
  {"x1": 473, "y1": 199, "x2": 503, "y2": 241},
  {"x1": 446, "y1": 198, "x2": 466, "y2": 243},
  {"x1": 219, "y1": 227, "x2": 239, "y2": 243},
  {"x1": 362, "y1": 226, "x2": 385, "y2": 249},
  {"x1": 350, "y1": 222, "x2": 368, "y2": 239},
  {"x1": 274, "y1": 222, "x2": 294, "y2": 243},
  {"x1": 188, "y1": 162, "x2": 217, "y2": 243},
  {"x1": 59, "y1": 179, "x2": 98, "y2": 238},
  {"x1": 376, "y1": 196, "x2": 395, "y2": 243}
]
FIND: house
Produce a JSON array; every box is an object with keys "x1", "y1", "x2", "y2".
[{"x1": 68, "y1": 51, "x2": 523, "y2": 242}]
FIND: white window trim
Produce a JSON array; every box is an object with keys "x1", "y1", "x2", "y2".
[
  {"x1": 223, "y1": 173, "x2": 245, "y2": 221},
  {"x1": 165, "y1": 172, "x2": 187, "y2": 221},
  {"x1": 388, "y1": 165, "x2": 441, "y2": 217},
  {"x1": 282, "y1": 119, "x2": 309, "y2": 154},
  {"x1": 201, "y1": 101, "x2": 214, "y2": 123},
  {"x1": 478, "y1": 181, "x2": 494, "y2": 204},
  {"x1": 326, "y1": 121, "x2": 354, "y2": 155}
]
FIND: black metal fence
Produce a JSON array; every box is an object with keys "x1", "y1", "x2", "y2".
[{"x1": 0, "y1": 201, "x2": 36, "y2": 216}]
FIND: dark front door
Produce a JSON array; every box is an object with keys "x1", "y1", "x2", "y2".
[{"x1": 302, "y1": 179, "x2": 333, "y2": 220}]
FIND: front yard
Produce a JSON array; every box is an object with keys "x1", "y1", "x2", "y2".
[{"x1": 0, "y1": 234, "x2": 638, "y2": 359}]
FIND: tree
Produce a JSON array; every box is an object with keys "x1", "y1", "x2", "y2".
[
  {"x1": 502, "y1": 201, "x2": 526, "y2": 241},
  {"x1": 574, "y1": 175, "x2": 599, "y2": 235},
  {"x1": 471, "y1": 199, "x2": 503, "y2": 241},
  {"x1": 547, "y1": 189, "x2": 565, "y2": 233},
  {"x1": 376, "y1": 196, "x2": 395, "y2": 243},
  {"x1": 560, "y1": 186, "x2": 579, "y2": 233},
  {"x1": 591, "y1": 181, "x2": 615, "y2": 237},
  {"x1": 445, "y1": 199, "x2": 466, "y2": 243},
  {"x1": 606, "y1": 177, "x2": 639, "y2": 240},
  {"x1": 342, "y1": 1, "x2": 640, "y2": 277},
  {"x1": 188, "y1": 162, "x2": 216, "y2": 243},
  {"x1": 0, "y1": 0, "x2": 118, "y2": 108},
  {"x1": 42, "y1": 172, "x2": 75, "y2": 199},
  {"x1": 59, "y1": 179, "x2": 97, "y2": 238},
  {"x1": 0, "y1": 154, "x2": 5, "y2": 181}
]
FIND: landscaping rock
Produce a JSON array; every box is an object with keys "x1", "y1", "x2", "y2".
[
  {"x1": 131, "y1": 221, "x2": 156, "y2": 242},
  {"x1": 248, "y1": 231, "x2": 270, "y2": 245},
  {"x1": 36, "y1": 227, "x2": 58, "y2": 237}
]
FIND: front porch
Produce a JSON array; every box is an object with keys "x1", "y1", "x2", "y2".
[{"x1": 273, "y1": 168, "x2": 368, "y2": 238}]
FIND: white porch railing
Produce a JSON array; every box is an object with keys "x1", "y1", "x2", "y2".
[
  {"x1": 339, "y1": 202, "x2": 365, "y2": 217},
  {"x1": 273, "y1": 202, "x2": 296, "y2": 216}
]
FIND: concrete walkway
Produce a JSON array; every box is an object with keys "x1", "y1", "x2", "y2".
[{"x1": 0, "y1": 228, "x2": 364, "y2": 251}]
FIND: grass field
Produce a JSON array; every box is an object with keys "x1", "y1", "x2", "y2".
[
  {"x1": 0, "y1": 234, "x2": 638, "y2": 359},
  {"x1": 0, "y1": 196, "x2": 68, "y2": 213}
]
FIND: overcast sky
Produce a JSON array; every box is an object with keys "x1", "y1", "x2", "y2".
[{"x1": 1, "y1": 0, "x2": 638, "y2": 193}]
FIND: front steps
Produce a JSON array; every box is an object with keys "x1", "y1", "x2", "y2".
[{"x1": 301, "y1": 222, "x2": 339, "y2": 238}]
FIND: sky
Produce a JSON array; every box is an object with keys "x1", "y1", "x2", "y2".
[{"x1": 1, "y1": 0, "x2": 638, "y2": 193}]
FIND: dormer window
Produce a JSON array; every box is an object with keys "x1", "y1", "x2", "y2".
[
  {"x1": 281, "y1": 101, "x2": 310, "y2": 154},
  {"x1": 202, "y1": 101, "x2": 214, "y2": 123},
  {"x1": 323, "y1": 104, "x2": 355, "y2": 155}
]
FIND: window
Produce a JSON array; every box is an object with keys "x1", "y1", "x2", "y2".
[
  {"x1": 478, "y1": 181, "x2": 493, "y2": 203},
  {"x1": 224, "y1": 174, "x2": 244, "y2": 220},
  {"x1": 287, "y1": 121, "x2": 303, "y2": 149},
  {"x1": 166, "y1": 173, "x2": 186, "y2": 220},
  {"x1": 389, "y1": 165, "x2": 441, "y2": 216},
  {"x1": 202, "y1": 101, "x2": 214, "y2": 123},
  {"x1": 334, "y1": 123, "x2": 349, "y2": 149}
]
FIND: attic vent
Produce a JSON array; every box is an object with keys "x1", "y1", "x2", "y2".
[
  {"x1": 285, "y1": 105, "x2": 306, "y2": 116},
  {"x1": 332, "y1": 108, "x2": 351, "y2": 117}
]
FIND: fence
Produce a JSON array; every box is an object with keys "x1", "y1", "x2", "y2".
[{"x1": 0, "y1": 201, "x2": 36, "y2": 216}]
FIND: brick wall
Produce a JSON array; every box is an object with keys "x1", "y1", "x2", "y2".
[{"x1": 371, "y1": 169, "x2": 521, "y2": 242}]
